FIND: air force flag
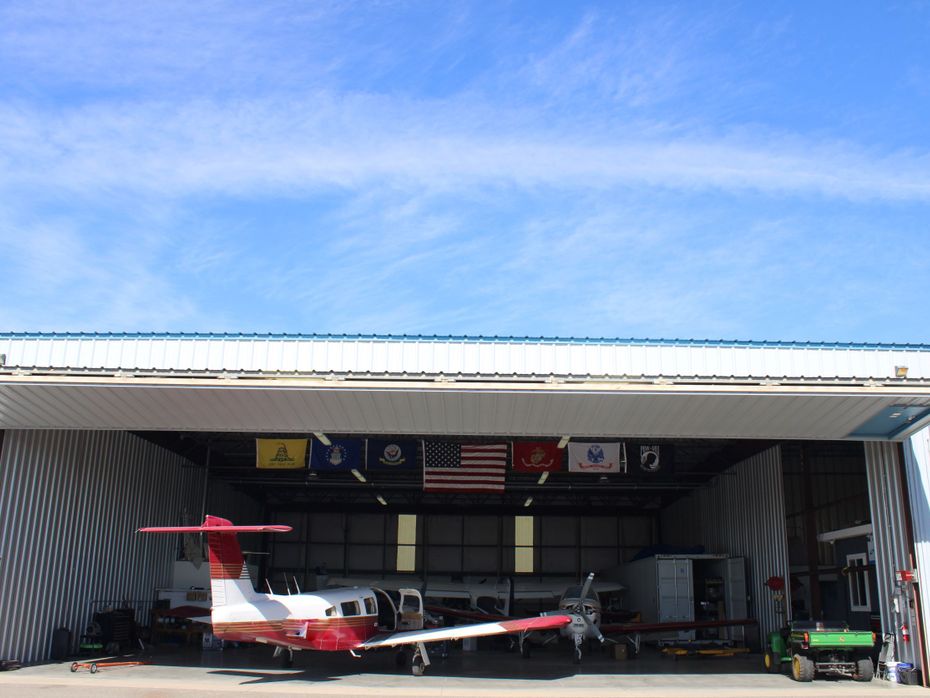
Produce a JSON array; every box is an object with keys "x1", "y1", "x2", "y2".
[
  {"x1": 567, "y1": 442, "x2": 626, "y2": 473},
  {"x1": 310, "y1": 439, "x2": 363, "y2": 471}
]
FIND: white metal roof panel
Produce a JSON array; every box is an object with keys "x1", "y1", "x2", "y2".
[{"x1": 2, "y1": 333, "x2": 930, "y2": 382}]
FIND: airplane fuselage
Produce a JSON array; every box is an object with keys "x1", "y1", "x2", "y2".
[{"x1": 212, "y1": 586, "x2": 382, "y2": 651}]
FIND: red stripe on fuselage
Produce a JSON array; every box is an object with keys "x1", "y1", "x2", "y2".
[{"x1": 213, "y1": 616, "x2": 380, "y2": 651}]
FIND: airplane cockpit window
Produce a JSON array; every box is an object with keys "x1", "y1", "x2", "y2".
[
  {"x1": 341, "y1": 600, "x2": 360, "y2": 616},
  {"x1": 324, "y1": 606, "x2": 336, "y2": 617},
  {"x1": 363, "y1": 597, "x2": 376, "y2": 615}
]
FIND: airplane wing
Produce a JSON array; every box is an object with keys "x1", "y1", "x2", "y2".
[
  {"x1": 600, "y1": 617, "x2": 757, "y2": 635},
  {"x1": 358, "y1": 614, "x2": 572, "y2": 649}
]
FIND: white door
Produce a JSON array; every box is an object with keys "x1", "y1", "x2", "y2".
[
  {"x1": 657, "y1": 558, "x2": 694, "y2": 641},
  {"x1": 723, "y1": 557, "x2": 748, "y2": 641}
]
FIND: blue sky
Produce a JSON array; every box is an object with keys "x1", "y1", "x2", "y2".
[{"x1": 1, "y1": 1, "x2": 928, "y2": 342}]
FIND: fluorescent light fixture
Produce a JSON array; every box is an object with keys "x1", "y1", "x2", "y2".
[
  {"x1": 896, "y1": 366, "x2": 909, "y2": 378},
  {"x1": 351, "y1": 469, "x2": 367, "y2": 483},
  {"x1": 537, "y1": 471, "x2": 549, "y2": 485},
  {"x1": 557, "y1": 436, "x2": 570, "y2": 449},
  {"x1": 376, "y1": 494, "x2": 388, "y2": 506},
  {"x1": 523, "y1": 496, "x2": 534, "y2": 507},
  {"x1": 313, "y1": 432, "x2": 331, "y2": 446}
]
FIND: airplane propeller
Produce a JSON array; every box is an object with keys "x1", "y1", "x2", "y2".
[{"x1": 571, "y1": 572, "x2": 605, "y2": 644}]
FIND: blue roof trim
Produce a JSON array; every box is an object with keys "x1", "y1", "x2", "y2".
[{"x1": 1, "y1": 331, "x2": 929, "y2": 351}]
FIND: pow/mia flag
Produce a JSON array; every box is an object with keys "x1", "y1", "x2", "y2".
[
  {"x1": 638, "y1": 444, "x2": 673, "y2": 474},
  {"x1": 366, "y1": 439, "x2": 418, "y2": 470}
]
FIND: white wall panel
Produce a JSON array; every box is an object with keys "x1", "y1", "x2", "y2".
[
  {"x1": 900, "y1": 432, "x2": 930, "y2": 673},
  {"x1": 0, "y1": 430, "x2": 203, "y2": 663},
  {"x1": 865, "y1": 442, "x2": 921, "y2": 670}
]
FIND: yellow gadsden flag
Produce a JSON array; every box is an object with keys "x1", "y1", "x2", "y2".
[{"x1": 256, "y1": 438, "x2": 308, "y2": 469}]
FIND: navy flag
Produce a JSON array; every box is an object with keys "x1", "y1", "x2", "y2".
[
  {"x1": 310, "y1": 439, "x2": 363, "y2": 471},
  {"x1": 367, "y1": 440, "x2": 418, "y2": 470}
]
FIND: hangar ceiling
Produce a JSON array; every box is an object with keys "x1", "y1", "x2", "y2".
[{"x1": 1, "y1": 376, "x2": 929, "y2": 440}]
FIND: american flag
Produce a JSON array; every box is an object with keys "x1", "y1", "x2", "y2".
[{"x1": 423, "y1": 442, "x2": 508, "y2": 493}]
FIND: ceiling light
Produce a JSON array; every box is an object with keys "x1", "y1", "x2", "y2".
[
  {"x1": 537, "y1": 472, "x2": 549, "y2": 485},
  {"x1": 351, "y1": 469, "x2": 367, "y2": 483},
  {"x1": 523, "y1": 496, "x2": 534, "y2": 507},
  {"x1": 376, "y1": 495, "x2": 388, "y2": 506},
  {"x1": 557, "y1": 436, "x2": 571, "y2": 449},
  {"x1": 896, "y1": 366, "x2": 909, "y2": 378},
  {"x1": 313, "y1": 432, "x2": 331, "y2": 446}
]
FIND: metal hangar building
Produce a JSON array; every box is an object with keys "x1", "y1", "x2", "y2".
[{"x1": 1, "y1": 331, "x2": 930, "y2": 679}]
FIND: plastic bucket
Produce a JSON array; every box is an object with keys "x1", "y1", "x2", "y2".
[{"x1": 886, "y1": 661, "x2": 899, "y2": 683}]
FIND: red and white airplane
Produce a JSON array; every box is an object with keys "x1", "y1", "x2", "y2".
[{"x1": 139, "y1": 516, "x2": 572, "y2": 675}]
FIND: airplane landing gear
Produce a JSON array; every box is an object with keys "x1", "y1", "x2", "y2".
[
  {"x1": 520, "y1": 636, "x2": 531, "y2": 659},
  {"x1": 411, "y1": 642, "x2": 431, "y2": 676},
  {"x1": 273, "y1": 646, "x2": 294, "y2": 669},
  {"x1": 573, "y1": 633, "x2": 583, "y2": 664}
]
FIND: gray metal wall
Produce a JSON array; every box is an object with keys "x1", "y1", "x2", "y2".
[
  {"x1": 0, "y1": 430, "x2": 204, "y2": 663},
  {"x1": 865, "y1": 442, "x2": 921, "y2": 669},
  {"x1": 660, "y1": 446, "x2": 791, "y2": 642}
]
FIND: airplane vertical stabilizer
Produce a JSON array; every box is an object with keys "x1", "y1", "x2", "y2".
[{"x1": 138, "y1": 517, "x2": 293, "y2": 608}]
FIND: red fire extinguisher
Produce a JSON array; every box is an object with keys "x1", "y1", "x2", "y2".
[{"x1": 901, "y1": 623, "x2": 911, "y2": 643}]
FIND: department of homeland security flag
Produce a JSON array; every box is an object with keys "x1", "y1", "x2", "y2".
[
  {"x1": 512, "y1": 441, "x2": 563, "y2": 473},
  {"x1": 366, "y1": 439, "x2": 418, "y2": 470},
  {"x1": 567, "y1": 442, "x2": 626, "y2": 473},
  {"x1": 310, "y1": 439, "x2": 363, "y2": 472},
  {"x1": 256, "y1": 438, "x2": 307, "y2": 469},
  {"x1": 423, "y1": 442, "x2": 507, "y2": 492}
]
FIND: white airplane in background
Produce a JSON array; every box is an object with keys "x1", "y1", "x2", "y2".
[
  {"x1": 139, "y1": 516, "x2": 572, "y2": 675},
  {"x1": 326, "y1": 574, "x2": 624, "y2": 616}
]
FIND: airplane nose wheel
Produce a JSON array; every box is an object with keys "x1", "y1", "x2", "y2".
[{"x1": 573, "y1": 634, "x2": 583, "y2": 664}]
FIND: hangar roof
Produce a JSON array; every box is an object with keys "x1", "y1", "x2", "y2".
[{"x1": 1, "y1": 332, "x2": 929, "y2": 441}]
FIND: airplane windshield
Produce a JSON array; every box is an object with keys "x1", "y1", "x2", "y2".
[{"x1": 563, "y1": 586, "x2": 599, "y2": 602}]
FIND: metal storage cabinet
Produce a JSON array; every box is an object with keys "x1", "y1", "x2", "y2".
[{"x1": 618, "y1": 555, "x2": 747, "y2": 643}]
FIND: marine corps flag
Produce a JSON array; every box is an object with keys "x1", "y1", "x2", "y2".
[
  {"x1": 256, "y1": 438, "x2": 308, "y2": 469},
  {"x1": 512, "y1": 441, "x2": 563, "y2": 473}
]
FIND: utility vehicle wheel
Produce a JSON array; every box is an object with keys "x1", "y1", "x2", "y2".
[
  {"x1": 855, "y1": 658, "x2": 874, "y2": 682},
  {"x1": 763, "y1": 651, "x2": 780, "y2": 673},
  {"x1": 791, "y1": 654, "x2": 814, "y2": 682}
]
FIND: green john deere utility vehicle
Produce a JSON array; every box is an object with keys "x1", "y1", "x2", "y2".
[{"x1": 764, "y1": 620, "x2": 875, "y2": 682}]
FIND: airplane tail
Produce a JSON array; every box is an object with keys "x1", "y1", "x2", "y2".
[{"x1": 139, "y1": 515, "x2": 292, "y2": 607}]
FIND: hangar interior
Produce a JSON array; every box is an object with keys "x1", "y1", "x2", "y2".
[{"x1": 1, "y1": 333, "x2": 930, "y2": 686}]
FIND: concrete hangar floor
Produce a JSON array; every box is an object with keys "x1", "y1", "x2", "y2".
[{"x1": 0, "y1": 643, "x2": 919, "y2": 698}]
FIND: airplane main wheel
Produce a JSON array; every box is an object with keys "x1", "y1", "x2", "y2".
[
  {"x1": 395, "y1": 649, "x2": 407, "y2": 667},
  {"x1": 280, "y1": 649, "x2": 293, "y2": 669},
  {"x1": 412, "y1": 654, "x2": 426, "y2": 676},
  {"x1": 521, "y1": 641, "x2": 531, "y2": 659}
]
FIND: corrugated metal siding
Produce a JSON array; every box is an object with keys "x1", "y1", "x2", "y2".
[
  {"x1": 0, "y1": 430, "x2": 204, "y2": 663},
  {"x1": 1, "y1": 381, "x2": 927, "y2": 441},
  {"x1": 864, "y1": 442, "x2": 921, "y2": 669},
  {"x1": 903, "y1": 426, "x2": 930, "y2": 672},
  {"x1": 660, "y1": 446, "x2": 791, "y2": 643},
  {"x1": 2, "y1": 334, "x2": 929, "y2": 381}
]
